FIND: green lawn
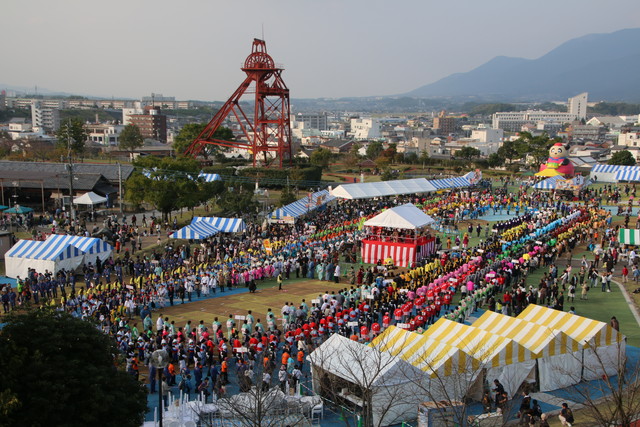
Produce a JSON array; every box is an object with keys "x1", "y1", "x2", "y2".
[{"x1": 524, "y1": 253, "x2": 640, "y2": 347}]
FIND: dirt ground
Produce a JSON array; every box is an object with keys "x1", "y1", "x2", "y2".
[{"x1": 151, "y1": 279, "x2": 346, "y2": 330}]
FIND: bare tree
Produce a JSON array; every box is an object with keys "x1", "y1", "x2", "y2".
[
  {"x1": 562, "y1": 341, "x2": 640, "y2": 427},
  {"x1": 308, "y1": 333, "x2": 422, "y2": 427}
]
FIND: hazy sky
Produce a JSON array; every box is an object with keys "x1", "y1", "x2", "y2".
[{"x1": 3, "y1": 0, "x2": 640, "y2": 101}]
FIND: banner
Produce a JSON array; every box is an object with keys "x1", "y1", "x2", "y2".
[{"x1": 263, "y1": 239, "x2": 273, "y2": 255}]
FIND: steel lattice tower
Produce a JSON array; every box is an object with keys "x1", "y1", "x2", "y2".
[{"x1": 185, "y1": 39, "x2": 292, "y2": 167}]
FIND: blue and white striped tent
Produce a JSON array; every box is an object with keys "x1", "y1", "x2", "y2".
[
  {"x1": 5, "y1": 239, "x2": 86, "y2": 278},
  {"x1": 428, "y1": 177, "x2": 471, "y2": 190},
  {"x1": 533, "y1": 176, "x2": 564, "y2": 190},
  {"x1": 590, "y1": 164, "x2": 638, "y2": 183},
  {"x1": 615, "y1": 167, "x2": 640, "y2": 182},
  {"x1": 270, "y1": 190, "x2": 336, "y2": 222},
  {"x1": 591, "y1": 164, "x2": 632, "y2": 174},
  {"x1": 45, "y1": 234, "x2": 113, "y2": 265},
  {"x1": 192, "y1": 216, "x2": 247, "y2": 233},
  {"x1": 170, "y1": 221, "x2": 220, "y2": 240},
  {"x1": 198, "y1": 173, "x2": 222, "y2": 182}
]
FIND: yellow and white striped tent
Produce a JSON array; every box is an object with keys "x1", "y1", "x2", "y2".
[
  {"x1": 517, "y1": 304, "x2": 625, "y2": 381},
  {"x1": 472, "y1": 311, "x2": 583, "y2": 391},
  {"x1": 423, "y1": 318, "x2": 537, "y2": 367},
  {"x1": 516, "y1": 304, "x2": 624, "y2": 348},
  {"x1": 472, "y1": 311, "x2": 581, "y2": 357},
  {"x1": 423, "y1": 318, "x2": 539, "y2": 396},
  {"x1": 370, "y1": 326, "x2": 482, "y2": 377}
]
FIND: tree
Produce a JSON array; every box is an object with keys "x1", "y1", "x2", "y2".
[
  {"x1": 455, "y1": 146, "x2": 482, "y2": 160},
  {"x1": 173, "y1": 123, "x2": 207, "y2": 154},
  {"x1": 126, "y1": 156, "x2": 204, "y2": 220},
  {"x1": 366, "y1": 141, "x2": 384, "y2": 160},
  {"x1": 0, "y1": 309, "x2": 147, "y2": 427},
  {"x1": 309, "y1": 334, "x2": 418, "y2": 427},
  {"x1": 218, "y1": 189, "x2": 259, "y2": 216},
  {"x1": 119, "y1": 123, "x2": 144, "y2": 155},
  {"x1": 279, "y1": 186, "x2": 297, "y2": 207},
  {"x1": 56, "y1": 118, "x2": 87, "y2": 156},
  {"x1": 497, "y1": 140, "x2": 519, "y2": 164},
  {"x1": 563, "y1": 341, "x2": 640, "y2": 427},
  {"x1": 609, "y1": 150, "x2": 636, "y2": 166},
  {"x1": 173, "y1": 123, "x2": 234, "y2": 155},
  {"x1": 310, "y1": 148, "x2": 332, "y2": 170},
  {"x1": 487, "y1": 152, "x2": 504, "y2": 168}
]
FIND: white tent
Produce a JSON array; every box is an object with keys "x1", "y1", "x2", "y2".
[
  {"x1": 364, "y1": 203, "x2": 435, "y2": 230},
  {"x1": 423, "y1": 318, "x2": 537, "y2": 397},
  {"x1": 192, "y1": 216, "x2": 246, "y2": 233},
  {"x1": 73, "y1": 191, "x2": 108, "y2": 205},
  {"x1": 5, "y1": 239, "x2": 85, "y2": 278},
  {"x1": 44, "y1": 234, "x2": 113, "y2": 266},
  {"x1": 370, "y1": 326, "x2": 484, "y2": 401},
  {"x1": 517, "y1": 304, "x2": 626, "y2": 380},
  {"x1": 308, "y1": 333, "x2": 427, "y2": 426},
  {"x1": 472, "y1": 311, "x2": 582, "y2": 391},
  {"x1": 330, "y1": 178, "x2": 437, "y2": 200}
]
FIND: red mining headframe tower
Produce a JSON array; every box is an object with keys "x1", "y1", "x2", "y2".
[{"x1": 185, "y1": 39, "x2": 292, "y2": 167}]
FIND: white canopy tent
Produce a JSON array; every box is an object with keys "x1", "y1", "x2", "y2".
[
  {"x1": 330, "y1": 178, "x2": 437, "y2": 200},
  {"x1": 364, "y1": 203, "x2": 435, "y2": 230},
  {"x1": 517, "y1": 304, "x2": 626, "y2": 380},
  {"x1": 73, "y1": 191, "x2": 108, "y2": 205},
  {"x1": 472, "y1": 311, "x2": 582, "y2": 391},
  {"x1": 423, "y1": 318, "x2": 537, "y2": 397},
  {"x1": 44, "y1": 234, "x2": 113, "y2": 266},
  {"x1": 308, "y1": 333, "x2": 427, "y2": 427},
  {"x1": 5, "y1": 239, "x2": 85, "y2": 278}
]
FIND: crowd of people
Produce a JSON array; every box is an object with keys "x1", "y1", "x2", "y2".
[{"x1": 2, "y1": 177, "x2": 633, "y2": 425}]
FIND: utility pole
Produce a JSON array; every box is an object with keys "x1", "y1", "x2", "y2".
[
  {"x1": 117, "y1": 162, "x2": 123, "y2": 213},
  {"x1": 67, "y1": 124, "x2": 76, "y2": 223}
]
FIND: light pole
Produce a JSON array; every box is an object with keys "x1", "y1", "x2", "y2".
[
  {"x1": 151, "y1": 349, "x2": 169, "y2": 427},
  {"x1": 66, "y1": 124, "x2": 76, "y2": 223}
]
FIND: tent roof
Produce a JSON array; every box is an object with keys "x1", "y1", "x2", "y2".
[
  {"x1": 370, "y1": 326, "x2": 481, "y2": 376},
  {"x1": 5, "y1": 239, "x2": 83, "y2": 261},
  {"x1": 591, "y1": 164, "x2": 635, "y2": 174},
  {"x1": 364, "y1": 203, "x2": 435, "y2": 230},
  {"x1": 170, "y1": 222, "x2": 219, "y2": 240},
  {"x1": 423, "y1": 318, "x2": 537, "y2": 367},
  {"x1": 308, "y1": 333, "x2": 420, "y2": 387},
  {"x1": 533, "y1": 176, "x2": 564, "y2": 190},
  {"x1": 615, "y1": 167, "x2": 640, "y2": 182},
  {"x1": 270, "y1": 190, "x2": 335, "y2": 220},
  {"x1": 45, "y1": 234, "x2": 112, "y2": 255},
  {"x1": 472, "y1": 311, "x2": 580, "y2": 356},
  {"x1": 619, "y1": 228, "x2": 640, "y2": 245},
  {"x1": 517, "y1": 304, "x2": 624, "y2": 347},
  {"x1": 198, "y1": 172, "x2": 222, "y2": 182},
  {"x1": 73, "y1": 191, "x2": 108, "y2": 205},
  {"x1": 192, "y1": 216, "x2": 246, "y2": 233},
  {"x1": 429, "y1": 176, "x2": 471, "y2": 190},
  {"x1": 330, "y1": 178, "x2": 436, "y2": 200}
]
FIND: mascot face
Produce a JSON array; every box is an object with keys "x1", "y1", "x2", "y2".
[{"x1": 549, "y1": 143, "x2": 569, "y2": 158}]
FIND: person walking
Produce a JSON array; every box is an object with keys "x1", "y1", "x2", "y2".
[
  {"x1": 622, "y1": 265, "x2": 629, "y2": 283},
  {"x1": 277, "y1": 273, "x2": 283, "y2": 291},
  {"x1": 559, "y1": 402, "x2": 574, "y2": 426}
]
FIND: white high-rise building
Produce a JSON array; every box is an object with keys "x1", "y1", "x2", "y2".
[
  {"x1": 568, "y1": 92, "x2": 588, "y2": 121},
  {"x1": 31, "y1": 101, "x2": 60, "y2": 133},
  {"x1": 349, "y1": 118, "x2": 381, "y2": 140}
]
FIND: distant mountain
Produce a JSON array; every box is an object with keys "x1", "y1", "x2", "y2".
[
  {"x1": 0, "y1": 83, "x2": 81, "y2": 98},
  {"x1": 408, "y1": 28, "x2": 640, "y2": 102}
]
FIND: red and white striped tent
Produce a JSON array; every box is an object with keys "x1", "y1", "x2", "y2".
[{"x1": 361, "y1": 204, "x2": 436, "y2": 267}]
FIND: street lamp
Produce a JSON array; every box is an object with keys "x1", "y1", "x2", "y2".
[{"x1": 150, "y1": 349, "x2": 169, "y2": 427}]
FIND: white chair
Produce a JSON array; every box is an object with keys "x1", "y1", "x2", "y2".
[{"x1": 311, "y1": 400, "x2": 324, "y2": 422}]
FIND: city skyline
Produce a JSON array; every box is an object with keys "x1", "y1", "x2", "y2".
[{"x1": 3, "y1": 0, "x2": 640, "y2": 101}]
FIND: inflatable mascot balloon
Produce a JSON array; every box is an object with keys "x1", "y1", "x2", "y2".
[{"x1": 539, "y1": 142, "x2": 575, "y2": 177}]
